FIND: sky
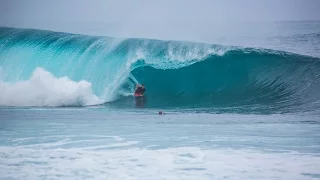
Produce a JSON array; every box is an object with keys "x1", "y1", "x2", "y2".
[{"x1": 0, "y1": 0, "x2": 320, "y2": 41}]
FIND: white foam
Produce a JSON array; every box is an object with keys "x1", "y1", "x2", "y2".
[
  {"x1": 0, "y1": 67, "x2": 103, "y2": 106},
  {"x1": 165, "y1": 43, "x2": 228, "y2": 62},
  {"x1": 0, "y1": 146, "x2": 319, "y2": 180}
]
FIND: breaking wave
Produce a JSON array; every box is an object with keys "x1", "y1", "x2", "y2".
[{"x1": 0, "y1": 27, "x2": 319, "y2": 113}]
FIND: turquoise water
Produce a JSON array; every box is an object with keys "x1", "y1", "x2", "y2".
[
  {"x1": 0, "y1": 22, "x2": 320, "y2": 179},
  {"x1": 0, "y1": 108, "x2": 319, "y2": 179}
]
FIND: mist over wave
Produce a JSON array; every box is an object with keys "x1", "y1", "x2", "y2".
[
  {"x1": 0, "y1": 67, "x2": 102, "y2": 106},
  {"x1": 0, "y1": 27, "x2": 320, "y2": 113}
]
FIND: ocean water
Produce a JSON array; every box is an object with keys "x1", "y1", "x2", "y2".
[{"x1": 0, "y1": 21, "x2": 320, "y2": 180}]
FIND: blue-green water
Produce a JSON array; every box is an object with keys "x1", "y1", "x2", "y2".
[
  {"x1": 0, "y1": 108, "x2": 319, "y2": 179},
  {"x1": 0, "y1": 22, "x2": 320, "y2": 179}
]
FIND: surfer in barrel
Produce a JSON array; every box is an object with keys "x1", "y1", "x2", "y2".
[
  {"x1": 134, "y1": 84, "x2": 146, "y2": 107},
  {"x1": 134, "y1": 84, "x2": 145, "y2": 96}
]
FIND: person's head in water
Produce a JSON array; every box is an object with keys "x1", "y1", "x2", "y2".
[{"x1": 158, "y1": 111, "x2": 165, "y2": 115}]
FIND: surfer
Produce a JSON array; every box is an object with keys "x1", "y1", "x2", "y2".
[
  {"x1": 134, "y1": 84, "x2": 146, "y2": 107},
  {"x1": 134, "y1": 84, "x2": 145, "y2": 96}
]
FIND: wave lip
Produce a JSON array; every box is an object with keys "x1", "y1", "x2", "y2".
[{"x1": 0, "y1": 67, "x2": 103, "y2": 107}]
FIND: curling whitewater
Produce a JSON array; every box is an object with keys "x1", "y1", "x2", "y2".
[{"x1": 0, "y1": 27, "x2": 320, "y2": 113}]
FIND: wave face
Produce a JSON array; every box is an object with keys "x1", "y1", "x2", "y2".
[{"x1": 0, "y1": 27, "x2": 320, "y2": 113}]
